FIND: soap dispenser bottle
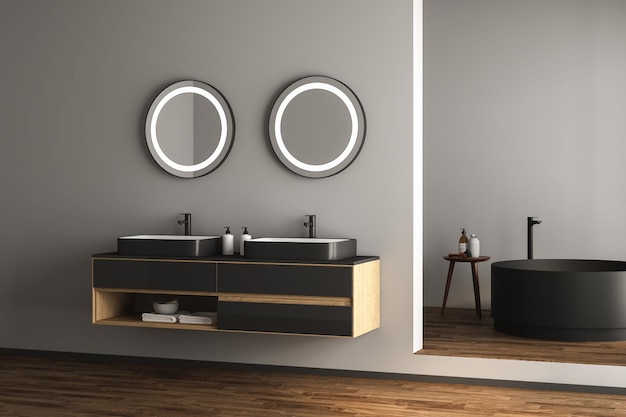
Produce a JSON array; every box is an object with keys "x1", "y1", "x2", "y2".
[
  {"x1": 222, "y1": 227, "x2": 234, "y2": 255},
  {"x1": 458, "y1": 228, "x2": 469, "y2": 254},
  {"x1": 240, "y1": 227, "x2": 251, "y2": 256},
  {"x1": 469, "y1": 234, "x2": 480, "y2": 258}
]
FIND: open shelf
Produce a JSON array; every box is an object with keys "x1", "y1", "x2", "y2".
[{"x1": 92, "y1": 289, "x2": 218, "y2": 331}]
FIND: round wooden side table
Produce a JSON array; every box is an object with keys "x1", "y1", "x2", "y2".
[{"x1": 441, "y1": 255, "x2": 491, "y2": 319}]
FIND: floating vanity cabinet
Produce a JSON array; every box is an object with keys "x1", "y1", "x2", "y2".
[
  {"x1": 217, "y1": 259, "x2": 380, "y2": 337},
  {"x1": 91, "y1": 253, "x2": 380, "y2": 337}
]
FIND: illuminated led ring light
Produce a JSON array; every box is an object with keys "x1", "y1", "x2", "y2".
[
  {"x1": 270, "y1": 76, "x2": 366, "y2": 178},
  {"x1": 146, "y1": 81, "x2": 234, "y2": 178}
]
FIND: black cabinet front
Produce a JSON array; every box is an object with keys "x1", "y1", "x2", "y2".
[
  {"x1": 218, "y1": 263, "x2": 352, "y2": 296},
  {"x1": 218, "y1": 301, "x2": 352, "y2": 336},
  {"x1": 93, "y1": 259, "x2": 217, "y2": 292}
]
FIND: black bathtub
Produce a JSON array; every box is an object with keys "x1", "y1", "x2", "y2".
[{"x1": 491, "y1": 259, "x2": 626, "y2": 341}]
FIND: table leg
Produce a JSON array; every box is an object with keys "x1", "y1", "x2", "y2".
[
  {"x1": 441, "y1": 261, "x2": 455, "y2": 316},
  {"x1": 471, "y1": 261, "x2": 482, "y2": 319}
]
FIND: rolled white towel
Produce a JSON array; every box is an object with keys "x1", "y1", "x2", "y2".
[
  {"x1": 179, "y1": 312, "x2": 217, "y2": 325},
  {"x1": 141, "y1": 311, "x2": 189, "y2": 323}
]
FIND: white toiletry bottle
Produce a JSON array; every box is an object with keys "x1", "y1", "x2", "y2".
[
  {"x1": 469, "y1": 234, "x2": 480, "y2": 258},
  {"x1": 222, "y1": 227, "x2": 234, "y2": 255},
  {"x1": 240, "y1": 227, "x2": 251, "y2": 256}
]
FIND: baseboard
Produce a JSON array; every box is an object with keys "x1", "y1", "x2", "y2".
[{"x1": 2, "y1": 347, "x2": 625, "y2": 396}]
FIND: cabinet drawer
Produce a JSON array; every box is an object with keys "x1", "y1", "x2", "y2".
[
  {"x1": 217, "y1": 301, "x2": 352, "y2": 336},
  {"x1": 93, "y1": 259, "x2": 217, "y2": 292},
  {"x1": 218, "y1": 263, "x2": 352, "y2": 297}
]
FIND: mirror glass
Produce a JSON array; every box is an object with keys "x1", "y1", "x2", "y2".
[
  {"x1": 269, "y1": 76, "x2": 366, "y2": 178},
  {"x1": 145, "y1": 80, "x2": 235, "y2": 178}
]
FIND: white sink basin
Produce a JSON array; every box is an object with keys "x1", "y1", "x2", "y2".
[
  {"x1": 244, "y1": 237, "x2": 357, "y2": 261},
  {"x1": 249, "y1": 238, "x2": 351, "y2": 244}
]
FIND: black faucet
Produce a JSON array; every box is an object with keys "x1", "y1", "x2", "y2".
[
  {"x1": 178, "y1": 213, "x2": 192, "y2": 236},
  {"x1": 527, "y1": 216, "x2": 542, "y2": 259},
  {"x1": 304, "y1": 215, "x2": 316, "y2": 238}
]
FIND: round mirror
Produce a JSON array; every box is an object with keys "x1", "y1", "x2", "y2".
[
  {"x1": 145, "y1": 80, "x2": 235, "y2": 178},
  {"x1": 269, "y1": 76, "x2": 366, "y2": 178}
]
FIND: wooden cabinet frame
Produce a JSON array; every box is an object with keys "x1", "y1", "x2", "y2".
[{"x1": 92, "y1": 254, "x2": 380, "y2": 338}]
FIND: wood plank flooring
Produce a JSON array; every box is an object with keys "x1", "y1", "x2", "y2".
[
  {"x1": 420, "y1": 307, "x2": 626, "y2": 366},
  {"x1": 1, "y1": 353, "x2": 626, "y2": 416}
]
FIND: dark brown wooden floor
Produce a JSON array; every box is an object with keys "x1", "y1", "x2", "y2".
[
  {"x1": 1, "y1": 353, "x2": 625, "y2": 416},
  {"x1": 420, "y1": 307, "x2": 626, "y2": 366}
]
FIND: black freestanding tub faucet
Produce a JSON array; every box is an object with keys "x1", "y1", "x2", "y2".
[{"x1": 527, "y1": 216, "x2": 542, "y2": 259}]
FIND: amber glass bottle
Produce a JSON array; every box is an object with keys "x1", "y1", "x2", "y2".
[{"x1": 458, "y1": 228, "x2": 469, "y2": 254}]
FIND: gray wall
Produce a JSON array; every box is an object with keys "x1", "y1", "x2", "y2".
[
  {"x1": 2, "y1": 0, "x2": 626, "y2": 389},
  {"x1": 424, "y1": 0, "x2": 626, "y2": 309},
  {"x1": 0, "y1": 0, "x2": 414, "y2": 372}
]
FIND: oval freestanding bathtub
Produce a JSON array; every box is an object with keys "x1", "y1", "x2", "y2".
[{"x1": 491, "y1": 259, "x2": 626, "y2": 341}]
